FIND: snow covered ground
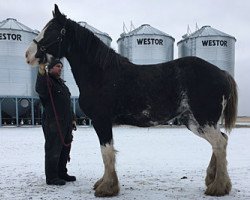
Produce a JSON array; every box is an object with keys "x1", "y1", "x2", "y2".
[{"x1": 0, "y1": 126, "x2": 249, "y2": 200}]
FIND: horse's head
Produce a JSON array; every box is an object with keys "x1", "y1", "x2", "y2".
[{"x1": 25, "y1": 4, "x2": 68, "y2": 67}]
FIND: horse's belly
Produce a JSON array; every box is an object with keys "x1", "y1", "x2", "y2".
[{"x1": 113, "y1": 111, "x2": 171, "y2": 127}]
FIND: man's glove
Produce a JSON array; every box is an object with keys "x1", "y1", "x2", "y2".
[
  {"x1": 38, "y1": 64, "x2": 47, "y2": 75},
  {"x1": 72, "y1": 120, "x2": 77, "y2": 131}
]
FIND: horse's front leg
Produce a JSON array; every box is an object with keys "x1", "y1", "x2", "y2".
[{"x1": 92, "y1": 117, "x2": 119, "y2": 197}]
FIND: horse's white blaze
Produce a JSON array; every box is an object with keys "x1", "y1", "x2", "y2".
[
  {"x1": 101, "y1": 142, "x2": 116, "y2": 180},
  {"x1": 25, "y1": 27, "x2": 52, "y2": 66},
  {"x1": 25, "y1": 42, "x2": 38, "y2": 66}
]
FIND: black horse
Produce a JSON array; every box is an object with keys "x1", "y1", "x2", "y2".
[{"x1": 26, "y1": 5, "x2": 238, "y2": 197}]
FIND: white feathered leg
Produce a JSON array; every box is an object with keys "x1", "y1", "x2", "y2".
[
  {"x1": 204, "y1": 127, "x2": 231, "y2": 196},
  {"x1": 94, "y1": 142, "x2": 120, "y2": 197},
  {"x1": 205, "y1": 152, "x2": 216, "y2": 186}
]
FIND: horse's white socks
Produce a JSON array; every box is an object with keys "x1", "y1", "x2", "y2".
[{"x1": 101, "y1": 142, "x2": 116, "y2": 180}]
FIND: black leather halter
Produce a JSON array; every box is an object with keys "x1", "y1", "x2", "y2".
[{"x1": 33, "y1": 22, "x2": 67, "y2": 63}]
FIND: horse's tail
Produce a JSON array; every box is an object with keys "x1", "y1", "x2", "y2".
[{"x1": 223, "y1": 72, "x2": 238, "y2": 132}]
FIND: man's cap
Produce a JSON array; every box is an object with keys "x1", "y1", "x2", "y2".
[{"x1": 47, "y1": 59, "x2": 63, "y2": 70}]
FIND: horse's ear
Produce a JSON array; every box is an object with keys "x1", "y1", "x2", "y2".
[{"x1": 53, "y1": 4, "x2": 62, "y2": 18}]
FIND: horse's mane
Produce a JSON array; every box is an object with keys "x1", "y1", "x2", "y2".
[{"x1": 66, "y1": 18, "x2": 130, "y2": 70}]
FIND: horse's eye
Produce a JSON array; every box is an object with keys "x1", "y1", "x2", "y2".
[
  {"x1": 40, "y1": 46, "x2": 46, "y2": 52},
  {"x1": 60, "y1": 28, "x2": 66, "y2": 35}
]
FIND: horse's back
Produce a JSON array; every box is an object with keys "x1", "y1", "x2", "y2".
[{"x1": 114, "y1": 56, "x2": 232, "y2": 127}]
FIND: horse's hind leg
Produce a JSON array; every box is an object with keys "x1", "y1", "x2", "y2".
[
  {"x1": 92, "y1": 117, "x2": 119, "y2": 197},
  {"x1": 185, "y1": 115, "x2": 231, "y2": 196},
  {"x1": 203, "y1": 127, "x2": 231, "y2": 196},
  {"x1": 205, "y1": 132, "x2": 229, "y2": 187},
  {"x1": 205, "y1": 152, "x2": 216, "y2": 186}
]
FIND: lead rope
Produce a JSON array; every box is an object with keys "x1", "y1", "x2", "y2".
[{"x1": 45, "y1": 67, "x2": 71, "y2": 147}]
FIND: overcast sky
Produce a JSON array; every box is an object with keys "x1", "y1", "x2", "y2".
[{"x1": 1, "y1": 0, "x2": 249, "y2": 116}]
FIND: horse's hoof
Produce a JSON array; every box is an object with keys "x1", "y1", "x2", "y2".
[
  {"x1": 205, "y1": 180, "x2": 232, "y2": 196},
  {"x1": 94, "y1": 175, "x2": 120, "y2": 197},
  {"x1": 94, "y1": 181, "x2": 120, "y2": 197}
]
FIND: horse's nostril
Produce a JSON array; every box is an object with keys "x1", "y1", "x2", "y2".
[{"x1": 25, "y1": 51, "x2": 28, "y2": 58}]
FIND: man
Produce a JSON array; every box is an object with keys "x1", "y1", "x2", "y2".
[{"x1": 36, "y1": 59, "x2": 77, "y2": 185}]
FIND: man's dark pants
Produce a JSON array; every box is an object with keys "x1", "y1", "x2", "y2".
[{"x1": 42, "y1": 119, "x2": 73, "y2": 181}]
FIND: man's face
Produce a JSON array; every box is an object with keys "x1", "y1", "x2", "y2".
[{"x1": 49, "y1": 63, "x2": 63, "y2": 78}]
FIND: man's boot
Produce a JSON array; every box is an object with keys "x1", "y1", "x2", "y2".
[
  {"x1": 58, "y1": 145, "x2": 76, "y2": 182},
  {"x1": 46, "y1": 178, "x2": 66, "y2": 185}
]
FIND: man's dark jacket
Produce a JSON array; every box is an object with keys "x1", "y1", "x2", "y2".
[{"x1": 36, "y1": 73, "x2": 74, "y2": 125}]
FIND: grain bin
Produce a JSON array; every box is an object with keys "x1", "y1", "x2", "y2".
[
  {"x1": 117, "y1": 24, "x2": 175, "y2": 64},
  {"x1": 177, "y1": 25, "x2": 236, "y2": 76},
  {"x1": 0, "y1": 18, "x2": 38, "y2": 118},
  {"x1": 78, "y1": 22, "x2": 112, "y2": 46}
]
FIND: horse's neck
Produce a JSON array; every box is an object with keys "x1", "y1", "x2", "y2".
[
  {"x1": 65, "y1": 21, "x2": 97, "y2": 66},
  {"x1": 64, "y1": 21, "x2": 124, "y2": 90},
  {"x1": 65, "y1": 53, "x2": 86, "y2": 82},
  {"x1": 65, "y1": 49, "x2": 102, "y2": 92}
]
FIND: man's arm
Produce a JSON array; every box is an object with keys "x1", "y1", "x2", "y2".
[{"x1": 35, "y1": 64, "x2": 49, "y2": 98}]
